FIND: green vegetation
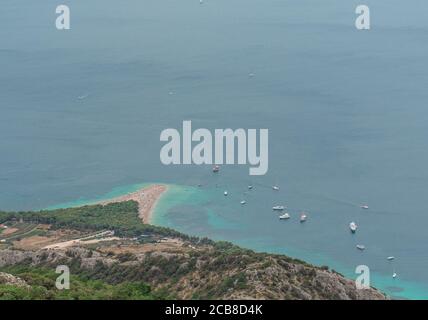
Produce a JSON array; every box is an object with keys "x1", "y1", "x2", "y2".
[
  {"x1": 0, "y1": 202, "x2": 186, "y2": 239},
  {"x1": 0, "y1": 266, "x2": 157, "y2": 300}
]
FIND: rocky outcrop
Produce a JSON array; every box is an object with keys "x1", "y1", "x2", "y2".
[{"x1": 0, "y1": 272, "x2": 30, "y2": 288}]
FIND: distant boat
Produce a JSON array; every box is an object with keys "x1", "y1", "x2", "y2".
[
  {"x1": 272, "y1": 186, "x2": 280, "y2": 191},
  {"x1": 279, "y1": 213, "x2": 290, "y2": 220},
  {"x1": 248, "y1": 185, "x2": 253, "y2": 190},
  {"x1": 213, "y1": 165, "x2": 220, "y2": 173},
  {"x1": 77, "y1": 94, "x2": 89, "y2": 100},
  {"x1": 349, "y1": 222, "x2": 358, "y2": 233},
  {"x1": 272, "y1": 205, "x2": 285, "y2": 211},
  {"x1": 392, "y1": 272, "x2": 397, "y2": 279},
  {"x1": 360, "y1": 205, "x2": 369, "y2": 210},
  {"x1": 356, "y1": 245, "x2": 365, "y2": 251},
  {"x1": 300, "y1": 212, "x2": 307, "y2": 223},
  {"x1": 240, "y1": 200, "x2": 246, "y2": 205},
  {"x1": 224, "y1": 191, "x2": 228, "y2": 196},
  {"x1": 387, "y1": 256, "x2": 395, "y2": 261}
]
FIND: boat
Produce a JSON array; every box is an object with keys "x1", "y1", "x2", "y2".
[
  {"x1": 392, "y1": 272, "x2": 397, "y2": 279},
  {"x1": 212, "y1": 165, "x2": 220, "y2": 173},
  {"x1": 360, "y1": 205, "x2": 369, "y2": 210},
  {"x1": 387, "y1": 256, "x2": 395, "y2": 261},
  {"x1": 356, "y1": 245, "x2": 365, "y2": 251},
  {"x1": 279, "y1": 213, "x2": 290, "y2": 220},
  {"x1": 240, "y1": 200, "x2": 246, "y2": 205},
  {"x1": 248, "y1": 185, "x2": 253, "y2": 190},
  {"x1": 272, "y1": 206, "x2": 285, "y2": 211},
  {"x1": 77, "y1": 94, "x2": 89, "y2": 100},
  {"x1": 272, "y1": 186, "x2": 280, "y2": 191},
  {"x1": 349, "y1": 222, "x2": 358, "y2": 233},
  {"x1": 300, "y1": 212, "x2": 307, "y2": 222},
  {"x1": 224, "y1": 191, "x2": 228, "y2": 196}
]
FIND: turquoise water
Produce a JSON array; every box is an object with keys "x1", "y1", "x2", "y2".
[{"x1": 2, "y1": 0, "x2": 428, "y2": 299}]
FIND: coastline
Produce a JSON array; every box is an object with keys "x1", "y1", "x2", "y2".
[
  {"x1": 96, "y1": 184, "x2": 168, "y2": 224},
  {"x1": 43, "y1": 182, "x2": 428, "y2": 300}
]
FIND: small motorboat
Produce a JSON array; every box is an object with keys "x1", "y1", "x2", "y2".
[
  {"x1": 392, "y1": 272, "x2": 397, "y2": 279},
  {"x1": 224, "y1": 191, "x2": 228, "y2": 196},
  {"x1": 272, "y1": 186, "x2": 280, "y2": 191},
  {"x1": 279, "y1": 213, "x2": 290, "y2": 220},
  {"x1": 387, "y1": 256, "x2": 395, "y2": 261},
  {"x1": 212, "y1": 165, "x2": 220, "y2": 173},
  {"x1": 360, "y1": 205, "x2": 369, "y2": 210},
  {"x1": 300, "y1": 212, "x2": 307, "y2": 223},
  {"x1": 248, "y1": 185, "x2": 253, "y2": 190},
  {"x1": 272, "y1": 205, "x2": 286, "y2": 211},
  {"x1": 77, "y1": 94, "x2": 89, "y2": 100},
  {"x1": 349, "y1": 222, "x2": 358, "y2": 233},
  {"x1": 240, "y1": 200, "x2": 246, "y2": 205},
  {"x1": 356, "y1": 245, "x2": 365, "y2": 251}
]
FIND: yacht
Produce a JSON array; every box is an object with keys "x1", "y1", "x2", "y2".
[
  {"x1": 360, "y1": 205, "x2": 369, "y2": 210},
  {"x1": 387, "y1": 256, "x2": 395, "y2": 261},
  {"x1": 279, "y1": 213, "x2": 290, "y2": 220},
  {"x1": 224, "y1": 191, "x2": 228, "y2": 196},
  {"x1": 356, "y1": 245, "x2": 365, "y2": 251},
  {"x1": 392, "y1": 272, "x2": 397, "y2": 279},
  {"x1": 349, "y1": 222, "x2": 358, "y2": 233},
  {"x1": 272, "y1": 186, "x2": 280, "y2": 191},
  {"x1": 272, "y1": 206, "x2": 285, "y2": 211},
  {"x1": 240, "y1": 200, "x2": 246, "y2": 205},
  {"x1": 300, "y1": 212, "x2": 307, "y2": 223},
  {"x1": 248, "y1": 185, "x2": 253, "y2": 190}
]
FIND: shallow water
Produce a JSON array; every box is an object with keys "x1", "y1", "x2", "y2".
[{"x1": 1, "y1": 0, "x2": 428, "y2": 299}]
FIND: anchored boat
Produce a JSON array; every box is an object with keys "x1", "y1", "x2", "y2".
[
  {"x1": 349, "y1": 222, "x2": 358, "y2": 233},
  {"x1": 279, "y1": 213, "x2": 290, "y2": 220}
]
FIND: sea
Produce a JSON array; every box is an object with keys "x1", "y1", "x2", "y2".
[{"x1": 1, "y1": 0, "x2": 428, "y2": 299}]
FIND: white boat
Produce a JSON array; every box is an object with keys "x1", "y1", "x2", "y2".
[
  {"x1": 272, "y1": 186, "x2": 280, "y2": 191},
  {"x1": 387, "y1": 256, "x2": 395, "y2": 261},
  {"x1": 212, "y1": 165, "x2": 220, "y2": 173},
  {"x1": 77, "y1": 94, "x2": 89, "y2": 100},
  {"x1": 300, "y1": 213, "x2": 307, "y2": 222},
  {"x1": 356, "y1": 245, "x2": 365, "y2": 251},
  {"x1": 240, "y1": 200, "x2": 246, "y2": 205},
  {"x1": 392, "y1": 272, "x2": 397, "y2": 279},
  {"x1": 272, "y1": 205, "x2": 285, "y2": 211},
  {"x1": 349, "y1": 222, "x2": 358, "y2": 233},
  {"x1": 248, "y1": 185, "x2": 253, "y2": 190},
  {"x1": 360, "y1": 205, "x2": 369, "y2": 210},
  {"x1": 279, "y1": 213, "x2": 290, "y2": 220},
  {"x1": 224, "y1": 191, "x2": 228, "y2": 196}
]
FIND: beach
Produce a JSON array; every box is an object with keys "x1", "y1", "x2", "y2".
[{"x1": 97, "y1": 184, "x2": 168, "y2": 224}]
